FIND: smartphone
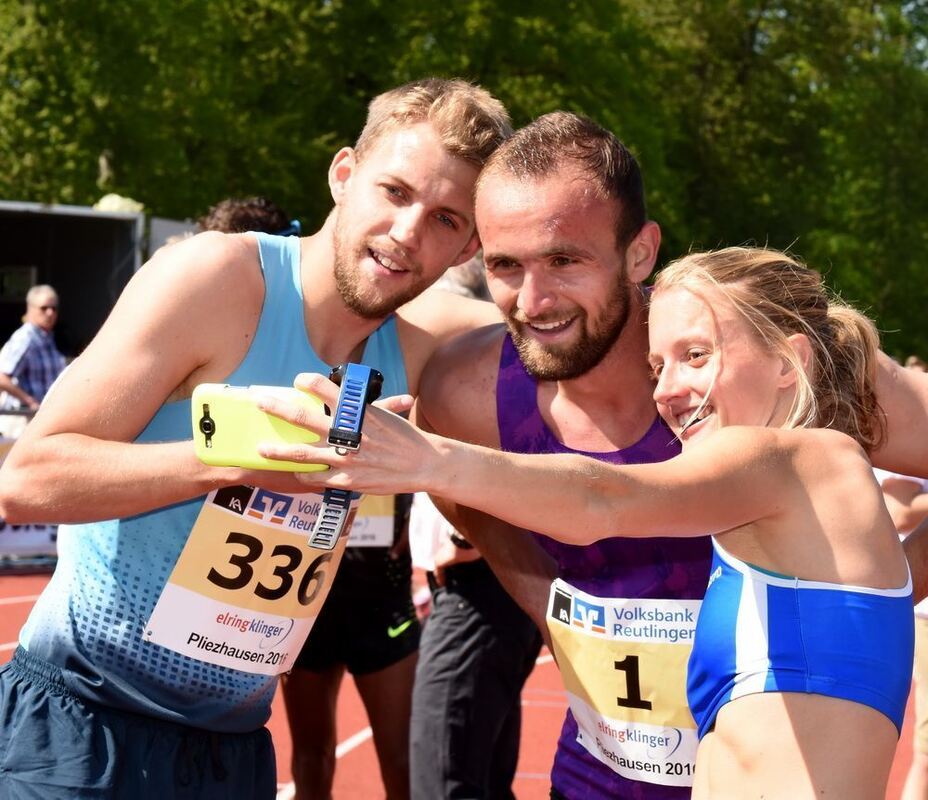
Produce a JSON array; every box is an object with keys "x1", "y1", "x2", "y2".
[{"x1": 191, "y1": 383, "x2": 328, "y2": 472}]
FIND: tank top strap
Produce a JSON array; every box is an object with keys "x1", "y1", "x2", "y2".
[
  {"x1": 235, "y1": 233, "x2": 322, "y2": 381},
  {"x1": 241, "y1": 232, "x2": 407, "y2": 396},
  {"x1": 496, "y1": 334, "x2": 553, "y2": 452}
]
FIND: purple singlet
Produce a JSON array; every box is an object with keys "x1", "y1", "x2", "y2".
[{"x1": 497, "y1": 336, "x2": 711, "y2": 800}]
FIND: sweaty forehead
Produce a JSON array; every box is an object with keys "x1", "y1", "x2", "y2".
[{"x1": 476, "y1": 171, "x2": 605, "y2": 235}]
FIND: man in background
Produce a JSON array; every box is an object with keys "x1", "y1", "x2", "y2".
[
  {"x1": 197, "y1": 196, "x2": 296, "y2": 236},
  {"x1": 0, "y1": 285, "x2": 66, "y2": 437}
]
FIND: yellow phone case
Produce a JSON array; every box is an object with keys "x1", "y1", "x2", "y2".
[{"x1": 191, "y1": 383, "x2": 328, "y2": 472}]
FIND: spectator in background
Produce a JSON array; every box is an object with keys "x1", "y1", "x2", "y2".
[
  {"x1": 906, "y1": 354, "x2": 928, "y2": 373},
  {"x1": 197, "y1": 196, "x2": 296, "y2": 235},
  {"x1": 0, "y1": 286, "x2": 66, "y2": 436}
]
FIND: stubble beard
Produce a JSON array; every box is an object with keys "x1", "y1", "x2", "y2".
[
  {"x1": 332, "y1": 212, "x2": 426, "y2": 320},
  {"x1": 509, "y1": 275, "x2": 632, "y2": 381}
]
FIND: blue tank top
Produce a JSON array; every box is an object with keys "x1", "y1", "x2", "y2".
[
  {"x1": 688, "y1": 538, "x2": 914, "y2": 739},
  {"x1": 19, "y1": 233, "x2": 407, "y2": 732},
  {"x1": 496, "y1": 335, "x2": 711, "y2": 800}
]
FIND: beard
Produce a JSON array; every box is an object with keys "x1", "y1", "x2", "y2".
[
  {"x1": 508, "y1": 273, "x2": 632, "y2": 381},
  {"x1": 332, "y1": 211, "x2": 428, "y2": 320}
]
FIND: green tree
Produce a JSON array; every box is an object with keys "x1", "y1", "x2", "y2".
[{"x1": 1, "y1": 0, "x2": 926, "y2": 354}]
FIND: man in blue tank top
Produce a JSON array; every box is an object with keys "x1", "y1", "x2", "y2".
[
  {"x1": 413, "y1": 113, "x2": 711, "y2": 800},
  {"x1": 0, "y1": 78, "x2": 508, "y2": 800}
]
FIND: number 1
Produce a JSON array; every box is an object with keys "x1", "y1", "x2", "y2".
[{"x1": 615, "y1": 655, "x2": 652, "y2": 710}]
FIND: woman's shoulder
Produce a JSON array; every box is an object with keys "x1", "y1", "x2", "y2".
[
  {"x1": 701, "y1": 426, "x2": 868, "y2": 480},
  {"x1": 772, "y1": 427, "x2": 873, "y2": 485}
]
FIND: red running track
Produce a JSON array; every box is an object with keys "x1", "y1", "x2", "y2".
[{"x1": 0, "y1": 573, "x2": 913, "y2": 798}]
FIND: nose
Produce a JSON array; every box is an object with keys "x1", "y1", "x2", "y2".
[
  {"x1": 389, "y1": 205, "x2": 424, "y2": 253},
  {"x1": 652, "y1": 363, "x2": 686, "y2": 407},
  {"x1": 516, "y1": 269, "x2": 556, "y2": 319}
]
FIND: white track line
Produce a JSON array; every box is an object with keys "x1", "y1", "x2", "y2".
[
  {"x1": 276, "y1": 726, "x2": 373, "y2": 800},
  {"x1": 0, "y1": 641, "x2": 17, "y2": 653},
  {"x1": 274, "y1": 653, "x2": 554, "y2": 798},
  {"x1": 335, "y1": 726, "x2": 373, "y2": 758},
  {"x1": 0, "y1": 594, "x2": 40, "y2": 606}
]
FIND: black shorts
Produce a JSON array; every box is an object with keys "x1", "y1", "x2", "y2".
[{"x1": 293, "y1": 545, "x2": 420, "y2": 676}]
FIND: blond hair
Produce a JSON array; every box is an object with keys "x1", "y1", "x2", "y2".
[
  {"x1": 354, "y1": 78, "x2": 511, "y2": 168},
  {"x1": 654, "y1": 247, "x2": 884, "y2": 451}
]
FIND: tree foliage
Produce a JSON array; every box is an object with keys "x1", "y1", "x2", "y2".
[{"x1": 1, "y1": 0, "x2": 926, "y2": 355}]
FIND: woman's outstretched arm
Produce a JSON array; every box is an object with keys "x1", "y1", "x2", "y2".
[{"x1": 259, "y1": 373, "x2": 801, "y2": 545}]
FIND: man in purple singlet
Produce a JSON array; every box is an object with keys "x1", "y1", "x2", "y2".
[{"x1": 413, "y1": 112, "x2": 711, "y2": 799}]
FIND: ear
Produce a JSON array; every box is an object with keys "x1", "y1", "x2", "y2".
[
  {"x1": 449, "y1": 231, "x2": 481, "y2": 267},
  {"x1": 624, "y1": 220, "x2": 661, "y2": 284},
  {"x1": 779, "y1": 333, "x2": 814, "y2": 387},
  {"x1": 328, "y1": 147, "x2": 357, "y2": 205}
]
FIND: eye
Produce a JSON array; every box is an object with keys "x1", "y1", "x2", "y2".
[
  {"x1": 435, "y1": 212, "x2": 457, "y2": 230},
  {"x1": 383, "y1": 184, "x2": 405, "y2": 201},
  {"x1": 686, "y1": 348, "x2": 711, "y2": 366},
  {"x1": 550, "y1": 255, "x2": 575, "y2": 268},
  {"x1": 649, "y1": 362, "x2": 663, "y2": 380},
  {"x1": 485, "y1": 258, "x2": 518, "y2": 273}
]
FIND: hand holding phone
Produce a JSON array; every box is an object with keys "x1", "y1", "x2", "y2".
[{"x1": 191, "y1": 384, "x2": 327, "y2": 472}]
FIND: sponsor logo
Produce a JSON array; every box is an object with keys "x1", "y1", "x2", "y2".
[
  {"x1": 597, "y1": 720, "x2": 684, "y2": 758},
  {"x1": 215, "y1": 610, "x2": 295, "y2": 648},
  {"x1": 551, "y1": 586, "x2": 573, "y2": 625},
  {"x1": 573, "y1": 597, "x2": 606, "y2": 633},
  {"x1": 246, "y1": 489, "x2": 293, "y2": 524},
  {"x1": 212, "y1": 484, "x2": 254, "y2": 515},
  {"x1": 387, "y1": 619, "x2": 414, "y2": 639}
]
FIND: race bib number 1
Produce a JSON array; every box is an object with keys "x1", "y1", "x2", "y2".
[
  {"x1": 547, "y1": 579, "x2": 701, "y2": 787},
  {"x1": 145, "y1": 485, "x2": 351, "y2": 675}
]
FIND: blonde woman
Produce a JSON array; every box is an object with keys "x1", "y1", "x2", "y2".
[{"x1": 263, "y1": 247, "x2": 914, "y2": 799}]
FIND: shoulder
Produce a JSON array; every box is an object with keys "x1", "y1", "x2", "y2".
[
  {"x1": 712, "y1": 427, "x2": 871, "y2": 493},
  {"x1": 117, "y1": 233, "x2": 264, "y2": 338},
  {"x1": 784, "y1": 427, "x2": 874, "y2": 484},
  {"x1": 0, "y1": 325, "x2": 34, "y2": 364},
  {"x1": 395, "y1": 286, "x2": 501, "y2": 393},
  {"x1": 73, "y1": 232, "x2": 266, "y2": 394},
  {"x1": 3, "y1": 324, "x2": 33, "y2": 348},
  {"x1": 143, "y1": 231, "x2": 261, "y2": 293},
  {"x1": 415, "y1": 323, "x2": 508, "y2": 446},
  {"x1": 688, "y1": 426, "x2": 861, "y2": 480}
]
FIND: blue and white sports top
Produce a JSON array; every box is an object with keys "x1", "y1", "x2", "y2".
[
  {"x1": 687, "y1": 537, "x2": 914, "y2": 739},
  {"x1": 19, "y1": 233, "x2": 407, "y2": 732}
]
